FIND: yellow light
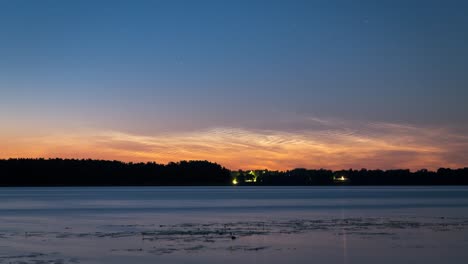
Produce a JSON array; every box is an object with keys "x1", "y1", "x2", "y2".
[{"x1": 232, "y1": 179, "x2": 238, "y2": 185}]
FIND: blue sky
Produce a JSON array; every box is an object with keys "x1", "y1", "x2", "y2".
[{"x1": 1, "y1": 0, "x2": 467, "y2": 169}]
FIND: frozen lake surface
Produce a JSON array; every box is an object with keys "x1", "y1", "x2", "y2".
[{"x1": 1, "y1": 186, "x2": 468, "y2": 264}]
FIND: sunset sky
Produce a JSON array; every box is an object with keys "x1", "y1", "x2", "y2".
[{"x1": 1, "y1": 0, "x2": 467, "y2": 170}]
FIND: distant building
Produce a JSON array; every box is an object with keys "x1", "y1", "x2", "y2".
[
  {"x1": 333, "y1": 175, "x2": 350, "y2": 184},
  {"x1": 230, "y1": 169, "x2": 268, "y2": 185}
]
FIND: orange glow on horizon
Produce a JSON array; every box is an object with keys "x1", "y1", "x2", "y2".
[{"x1": 1, "y1": 121, "x2": 467, "y2": 171}]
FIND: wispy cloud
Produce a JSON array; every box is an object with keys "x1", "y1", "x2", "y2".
[{"x1": 1, "y1": 118, "x2": 467, "y2": 170}]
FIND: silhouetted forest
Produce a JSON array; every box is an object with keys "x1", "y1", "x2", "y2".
[
  {"x1": 233, "y1": 168, "x2": 468, "y2": 186},
  {"x1": 0, "y1": 159, "x2": 230, "y2": 186},
  {"x1": 0, "y1": 159, "x2": 467, "y2": 186}
]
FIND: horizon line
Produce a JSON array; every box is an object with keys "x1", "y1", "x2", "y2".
[{"x1": 2, "y1": 157, "x2": 467, "y2": 173}]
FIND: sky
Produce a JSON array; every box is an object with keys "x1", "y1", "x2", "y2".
[{"x1": 1, "y1": 0, "x2": 467, "y2": 170}]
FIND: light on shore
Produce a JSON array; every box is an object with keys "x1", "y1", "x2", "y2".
[{"x1": 232, "y1": 179, "x2": 238, "y2": 185}]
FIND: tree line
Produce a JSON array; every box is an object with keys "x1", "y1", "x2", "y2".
[
  {"x1": 234, "y1": 168, "x2": 468, "y2": 185},
  {"x1": 0, "y1": 158, "x2": 231, "y2": 186},
  {"x1": 0, "y1": 158, "x2": 467, "y2": 186}
]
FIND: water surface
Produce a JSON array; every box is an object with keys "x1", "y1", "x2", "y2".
[{"x1": 1, "y1": 187, "x2": 468, "y2": 264}]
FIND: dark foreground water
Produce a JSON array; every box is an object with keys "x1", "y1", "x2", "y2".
[{"x1": 1, "y1": 187, "x2": 468, "y2": 264}]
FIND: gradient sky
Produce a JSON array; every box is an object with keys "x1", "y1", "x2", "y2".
[{"x1": 1, "y1": 0, "x2": 467, "y2": 170}]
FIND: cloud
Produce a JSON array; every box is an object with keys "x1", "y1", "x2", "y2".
[{"x1": 1, "y1": 118, "x2": 467, "y2": 170}]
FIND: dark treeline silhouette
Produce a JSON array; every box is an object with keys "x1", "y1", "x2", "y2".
[
  {"x1": 0, "y1": 159, "x2": 230, "y2": 186},
  {"x1": 0, "y1": 159, "x2": 467, "y2": 186},
  {"x1": 233, "y1": 168, "x2": 468, "y2": 186}
]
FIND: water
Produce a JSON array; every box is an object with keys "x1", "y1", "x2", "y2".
[{"x1": 1, "y1": 187, "x2": 468, "y2": 263}]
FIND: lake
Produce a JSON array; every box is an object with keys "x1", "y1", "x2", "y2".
[{"x1": 1, "y1": 187, "x2": 468, "y2": 264}]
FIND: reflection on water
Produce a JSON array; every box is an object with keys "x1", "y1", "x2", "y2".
[{"x1": 1, "y1": 187, "x2": 468, "y2": 264}]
